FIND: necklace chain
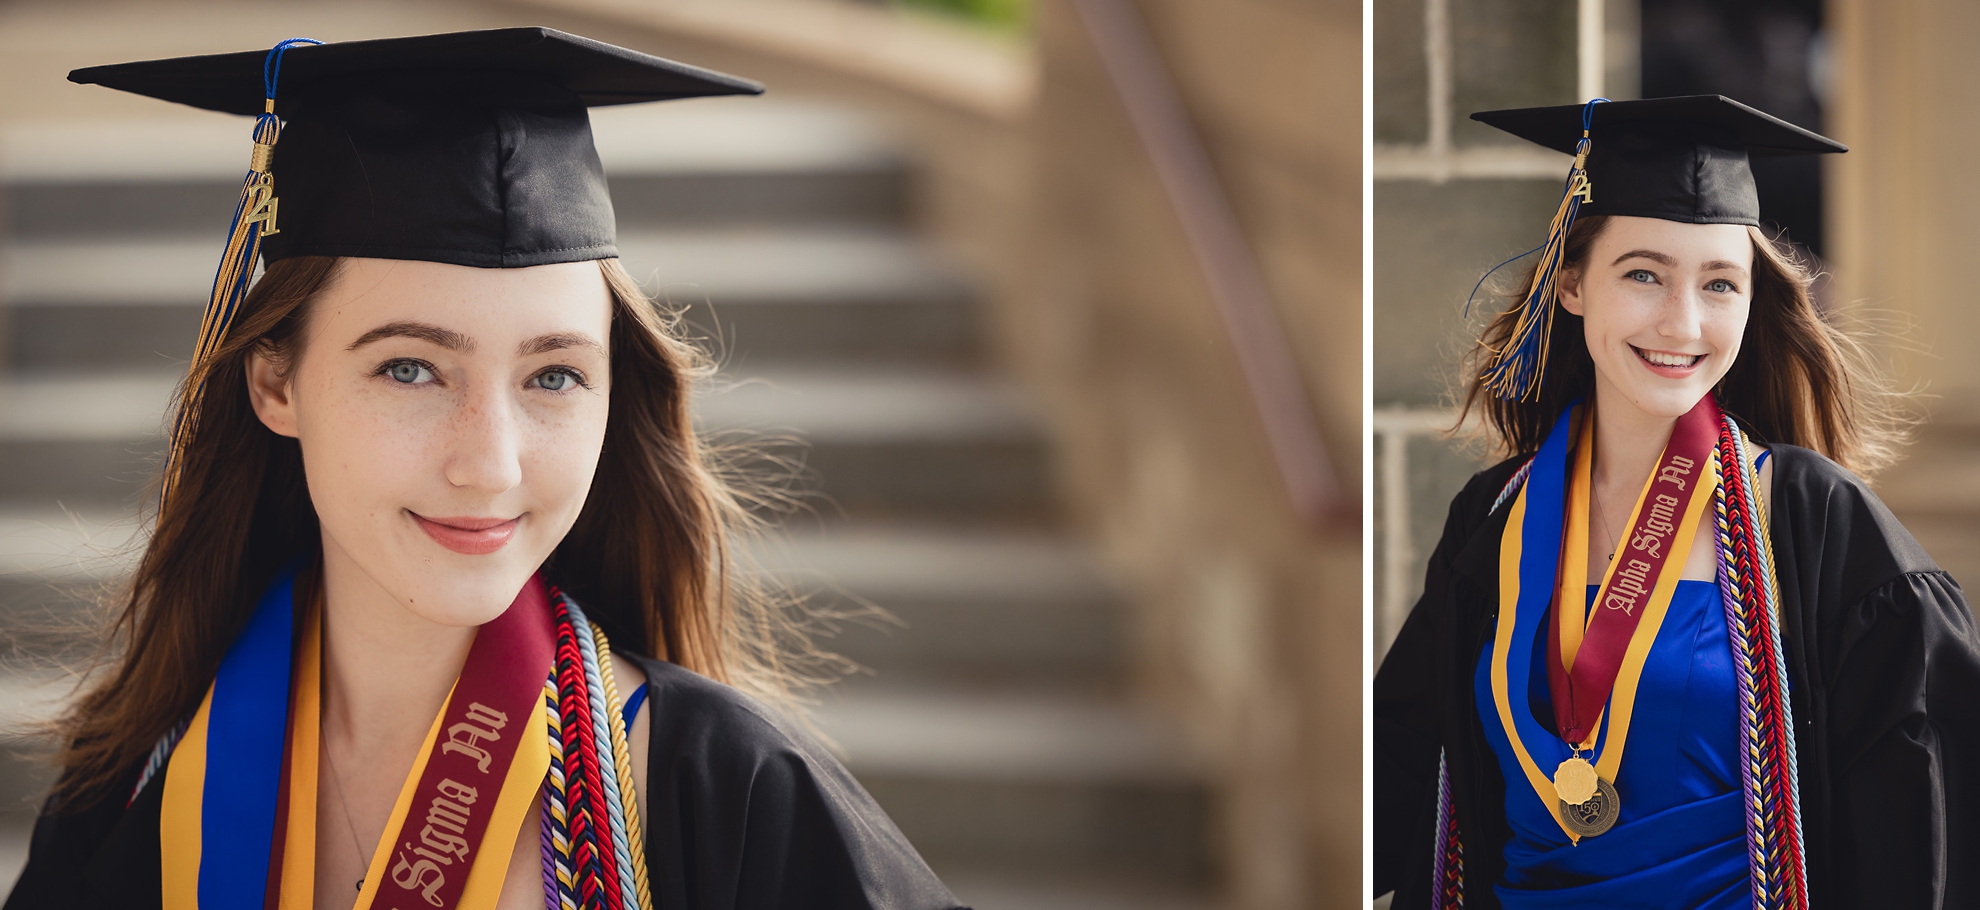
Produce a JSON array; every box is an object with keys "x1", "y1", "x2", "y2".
[
  {"x1": 1592, "y1": 487, "x2": 1619, "y2": 563},
  {"x1": 321, "y1": 736, "x2": 369, "y2": 893}
]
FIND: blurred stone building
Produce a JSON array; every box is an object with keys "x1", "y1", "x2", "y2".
[{"x1": 0, "y1": 0, "x2": 1356, "y2": 907}]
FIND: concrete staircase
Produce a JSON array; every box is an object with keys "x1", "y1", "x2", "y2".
[{"x1": 0, "y1": 100, "x2": 1212, "y2": 905}]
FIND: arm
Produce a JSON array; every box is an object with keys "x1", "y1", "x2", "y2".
[
  {"x1": 1818, "y1": 572, "x2": 1980, "y2": 909},
  {"x1": 1373, "y1": 465, "x2": 1503, "y2": 901}
]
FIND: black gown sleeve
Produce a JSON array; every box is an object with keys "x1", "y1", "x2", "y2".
[
  {"x1": 1813, "y1": 570, "x2": 1980, "y2": 909},
  {"x1": 1374, "y1": 461, "x2": 1517, "y2": 904},
  {"x1": 5, "y1": 767, "x2": 164, "y2": 910},
  {"x1": 627, "y1": 655, "x2": 968, "y2": 910}
]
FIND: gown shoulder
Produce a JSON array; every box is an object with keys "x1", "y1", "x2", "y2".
[
  {"x1": 623, "y1": 654, "x2": 970, "y2": 910},
  {"x1": 4, "y1": 763, "x2": 164, "y2": 910}
]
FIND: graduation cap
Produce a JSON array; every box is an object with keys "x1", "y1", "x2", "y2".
[
  {"x1": 1465, "y1": 95, "x2": 1846, "y2": 401},
  {"x1": 68, "y1": 29, "x2": 763, "y2": 499}
]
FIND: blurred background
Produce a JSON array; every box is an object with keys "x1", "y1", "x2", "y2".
[
  {"x1": 0, "y1": 0, "x2": 1356, "y2": 908},
  {"x1": 1373, "y1": 0, "x2": 1980, "y2": 675}
]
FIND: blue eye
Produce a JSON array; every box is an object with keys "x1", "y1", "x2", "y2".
[
  {"x1": 385, "y1": 361, "x2": 434, "y2": 384},
  {"x1": 1706, "y1": 278, "x2": 1737, "y2": 293},
  {"x1": 534, "y1": 370, "x2": 576, "y2": 391},
  {"x1": 1626, "y1": 269, "x2": 1657, "y2": 283}
]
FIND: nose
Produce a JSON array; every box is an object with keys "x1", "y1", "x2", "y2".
[
  {"x1": 443, "y1": 380, "x2": 524, "y2": 495},
  {"x1": 1657, "y1": 284, "x2": 1704, "y2": 344}
]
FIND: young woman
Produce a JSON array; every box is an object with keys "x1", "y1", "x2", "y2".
[
  {"x1": 5, "y1": 30, "x2": 965, "y2": 910},
  {"x1": 1375, "y1": 96, "x2": 1980, "y2": 910}
]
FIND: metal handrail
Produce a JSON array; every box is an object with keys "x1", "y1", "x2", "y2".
[{"x1": 1072, "y1": 0, "x2": 1350, "y2": 530}]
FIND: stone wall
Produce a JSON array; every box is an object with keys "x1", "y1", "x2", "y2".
[{"x1": 1370, "y1": 0, "x2": 1638, "y2": 660}]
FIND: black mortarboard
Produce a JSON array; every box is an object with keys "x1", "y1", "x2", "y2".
[
  {"x1": 1470, "y1": 94, "x2": 1845, "y2": 227},
  {"x1": 70, "y1": 28, "x2": 764, "y2": 268},
  {"x1": 68, "y1": 29, "x2": 762, "y2": 501},
  {"x1": 1465, "y1": 95, "x2": 1845, "y2": 402}
]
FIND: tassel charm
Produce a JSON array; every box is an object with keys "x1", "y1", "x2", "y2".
[
  {"x1": 1480, "y1": 97, "x2": 1608, "y2": 402},
  {"x1": 159, "y1": 38, "x2": 319, "y2": 504}
]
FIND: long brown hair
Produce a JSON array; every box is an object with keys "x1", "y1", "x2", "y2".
[
  {"x1": 49, "y1": 255, "x2": 812, "y2": 808},
  {"x1": 1457, "y1": 215, "x2": 1911, "y2": 475}
]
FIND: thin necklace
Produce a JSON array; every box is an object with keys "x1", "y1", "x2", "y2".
[
  {"x1": 1592, "y1": 487, "x2": 1619, "y2": 563},
  {"x1": 322, "y1": 736, "x2": 369, "y2": 893}
]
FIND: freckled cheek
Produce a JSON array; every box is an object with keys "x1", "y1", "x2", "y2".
[
  {"x1": 519, "y1": 399, "x2": 611, "y2": 522},
  {"x1": 295, "y1": 376, "x2": 453, "y2": 522},
  {"x1": 1706, "y1": 303, "x2": 1751, "y2": 362}
]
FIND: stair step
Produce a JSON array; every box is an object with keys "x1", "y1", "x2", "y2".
[
  {"x1": 761, "y1": 525, "x2": 1123, "y2": 682},
  {"x1": 703, "y1": 367, "x2": 1049, "y2": 516},
  {"x1": 813, "y1": 685, "x2": 1210, "y2": 881},
  {"x1": 1, "y1": 230, "x2": 976, "y2": 370},
  {"x1": 595, "y1": 101, "x2": 909, "y2": 230}
]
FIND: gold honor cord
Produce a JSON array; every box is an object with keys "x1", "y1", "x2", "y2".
[{"x1": 1491, "y1": 408, "x2": 1720, "y2": 842}]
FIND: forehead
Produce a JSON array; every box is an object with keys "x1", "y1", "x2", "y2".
[
  {"x1": 312, "y1": 257, "x2": 613, "y2": 338},
  {"x1": 1594, "y1": 216, "x2": 1753, "y2": 266}
]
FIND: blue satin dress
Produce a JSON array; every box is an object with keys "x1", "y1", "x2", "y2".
[{"x1": 1473, "y1": 581, "x2": 1751, "y2": 909}]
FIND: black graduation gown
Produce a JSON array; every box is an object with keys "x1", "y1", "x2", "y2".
[
  {"x1": 1374, "y1": 444, "x2": 1980, "y2": 910},
  {"x1": 4, "y1": 654, "x2": 966, "y2": 910}
]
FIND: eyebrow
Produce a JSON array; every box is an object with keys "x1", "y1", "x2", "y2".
[
  {"x1": 1611, "y1": 249, "x2": 1677, "y2": 267},
  {"x1": 1701, "y1": 260, "x2": 1750, "y2": 275},
  {"x1": 346, "y1": 321, "x2": 474, "y2": 353},
  {"x1": 518, "y1": 332, "x2": 606, "y2": 357}
]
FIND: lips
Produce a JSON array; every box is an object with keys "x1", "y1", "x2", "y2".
[
  {"x1": 1632, "y1": 345, "x2": 1705, "y2": 374},
  {"x1": 412, "y1": 513, "x2": 519, "y2": 555}
]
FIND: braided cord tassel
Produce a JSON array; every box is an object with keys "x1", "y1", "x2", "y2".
[
  {"x1": 1713, "y1": 419, "x2": 1807, "y2": 910},
  {"x1": 542, "y1": 679, "x2": 580, "y2": 910},
  {"x1": 566, "y1": 599, "x2": 640, "y2": 910},
  {"x1": 553, "y1": 597, "x2": 618, "y2": 909},
  {"x1": 1489, "y1": 456, "x2": 1537, "y2": 516},
  {"x1": 1431, "y1": 749, "x2": 1465, "y2": 909},
  {"x1": 1745, "y1": 435, "x2": 1809, "y2": 899},
  {"x1": 128, "y1": 715, "x2": 193, "y2": 807},
  {"x1": 591, "y1": 623, "x2": 655, "y2": 910}
]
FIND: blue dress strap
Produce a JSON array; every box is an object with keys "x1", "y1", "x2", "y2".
[
  {"x1": 1754, "y1": 449, "x2": 1771, "y2": 471},
  {"x1": 622, "y1": 681, "x2": 650, "y2": 729}
]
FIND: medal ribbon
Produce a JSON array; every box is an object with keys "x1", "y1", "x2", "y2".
[
  {"x1": 1490, "y1": 396, "x2": 1720, "y2": 840},
  {"x1": 161, "y1": 564, "x2": 557, "y2": 910},
  {"x1": 1548, "y1": 393, "x2": 1719, "y2": 748}
]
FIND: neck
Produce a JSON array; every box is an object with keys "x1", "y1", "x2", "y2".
[
  {"x1": 316, "y1": 533, "x2": 474, "y2": 756},
  {"x1": 1588, "y1": 374, "x2": 1682, "y2": 502}
]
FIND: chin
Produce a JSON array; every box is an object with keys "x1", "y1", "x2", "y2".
[
  {"x1": 1627, "y1": 382, "x2": 1714, "y2": 420},
  {"x1": 391, "y1": 555, "x2": 541, "y2": 628}
]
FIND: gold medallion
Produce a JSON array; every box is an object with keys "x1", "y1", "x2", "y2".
[
  {"x1": 1558, "y1": 776, "x2": 1621, "y2": 838},
  {"x1": 1552, "y1": 755, "x2": 1598, "y2": 805}
]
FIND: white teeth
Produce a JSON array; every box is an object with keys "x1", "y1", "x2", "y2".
[{"x1": 1638, "y1": 348, "x2": 1700, "y2": 368}]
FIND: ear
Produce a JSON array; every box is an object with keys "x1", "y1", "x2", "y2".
[
  {"x1": 245, "y1": 345, "x2": 301, "y2": 439},
  {"x1": 1557, "y1": 265, "x2": 1587, "y2": 317}
]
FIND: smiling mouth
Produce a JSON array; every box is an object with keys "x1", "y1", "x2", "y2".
[
  {"x1": 1632, "y1": 345, "x2": 1705, "y2": 371},
  {"x1": 411, "y1": 513, "x2": 520, "y2": 555}
]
